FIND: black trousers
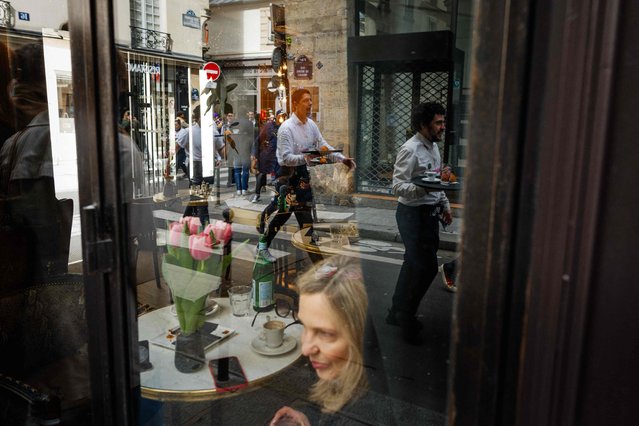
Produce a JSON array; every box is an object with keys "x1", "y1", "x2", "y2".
[
  {"x1": 254, "y1": 172, "x2": 267, "y2": 195},
  {"x1": 263, "y1": 201, "x2": 313, "y2": 247},
  {"x1": 176, "y1": 148, "x2": 188, "y2": 175},
  {"x1": 391, "y1": 203, "x2": 440, "y2": 317}
]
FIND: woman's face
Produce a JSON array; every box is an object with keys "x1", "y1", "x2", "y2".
[{"x1": 299, "y1": 293, "x2": 350, "y2": 381}]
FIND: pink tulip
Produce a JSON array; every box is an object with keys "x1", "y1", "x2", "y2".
[
  {"x1": 168, "y1": 221, "x2": 185, "y2": 247},
  {"x1": 202, "y1": 224, "x2": 219, "y2": 248},
  {"x1": 180, "y1": 216, "x2": 201, "y2": 235},
  {"x1": 189, "y1": 234, "x2": 213, "y2": 261},
  {"x1": 213, "y1": 220, "x2": 232, "y2": 246}
]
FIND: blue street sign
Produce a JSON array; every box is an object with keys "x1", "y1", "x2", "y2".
[{"x1": 18, "y1": 12, "x2": 30, "y2": 21}]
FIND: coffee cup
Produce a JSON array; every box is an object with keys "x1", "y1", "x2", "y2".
[{"x1": 259, "y1": 319, "x2": 285, "y2": 348}]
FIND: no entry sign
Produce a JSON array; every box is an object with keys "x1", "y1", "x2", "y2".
[{"x1": 203, "y1": 62, "x2": 221, "y2": 81}]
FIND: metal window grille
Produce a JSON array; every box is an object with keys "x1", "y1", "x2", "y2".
[
  {"x1": 356, "y1": 65, "x2": 448, "y2": 194},
  {"x1": 130, "y1": 27, "x2": 173, "y2": 53}
]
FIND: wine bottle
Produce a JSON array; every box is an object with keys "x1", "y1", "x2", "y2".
[{"x1": 252, "y1": 235, "x2": 274, "y2": 312}]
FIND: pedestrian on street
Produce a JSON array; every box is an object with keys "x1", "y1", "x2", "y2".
[
  {"x1": 257, "y1": 89, "x2": 356, "y2": 263},
  {"x1": 220, "y1": 111, "x2": 237, "y2": 187},
  {"x1": 251, "y1": 110, "x2": 283, "y2": 202},
  {"x1": 173, "y1": 117, "x2": 188, "y2": 178},
  {"x1": 387, "y1": 101, "x2": 453, "y2": 345},
  {"x1": 231, "y1": 108, "x2": 254, "y2": 196},
  {"x1": 176, "y1": 111, "x2": 189, "y2": 128},
  {"x1": 179, "y1": 106, "x2": 223, "y2": 224}
]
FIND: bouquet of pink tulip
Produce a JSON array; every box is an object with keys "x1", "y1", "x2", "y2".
[{"x1": 163, "y1": 216, "x2": 234, "y2": 335}]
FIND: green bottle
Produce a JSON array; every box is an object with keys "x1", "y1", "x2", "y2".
[
  {"x1": 278, "y1": 184, "x2": 288, "y2": 212},
  {"x1": 252, "y1": 235, "x2": 274, "y2": 312}
]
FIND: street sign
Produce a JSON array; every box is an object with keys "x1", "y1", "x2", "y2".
[
  {"x1": 18, "y1": 12, "x2": 30, "y2": 21},
  {"x1": 182, "y1": 10, "x2": 200, "y2": 29},
  {"x1": 203, "y1": 62, "x2": 221, "y2": 82},
  {"x1": 294, "y1": 55, "x2": 312, "y2": 80}
]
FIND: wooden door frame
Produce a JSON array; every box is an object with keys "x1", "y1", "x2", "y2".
[
  {"x1": 68, "y1": 0, "x2": 139, "y2": 424},
  {"x1": 449, "y1": 0, "x2": 627, "y2": 425}
]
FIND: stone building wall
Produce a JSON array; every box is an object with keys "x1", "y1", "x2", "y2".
[
  {"x1": 283, "y1": 0, "x2": 355, "y2": 196},
  {"x1": 283, "y1": 0, "x2": 350, "y2": 155}
]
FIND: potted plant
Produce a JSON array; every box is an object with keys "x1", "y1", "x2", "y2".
[{"x1": 162, "y1": 216, "x2": 234, "y2": 373}]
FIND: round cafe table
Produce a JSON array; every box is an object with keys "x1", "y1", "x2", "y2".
[{"x1": 138, "y1": 298, "x2": 302, "y2": 401}]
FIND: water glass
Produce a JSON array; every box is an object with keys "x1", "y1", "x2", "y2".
[{"x1": 228, "y1": 285, "x2": 251, "y2": 317}]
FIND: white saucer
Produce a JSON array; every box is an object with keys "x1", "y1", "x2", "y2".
[
  {"x1": 170, "y1": 300, "x2": 220, "y2": 317},
  {"x1": 251, "y1": 335, "x2": 297, "y2": 356},
  {"x1": 422, "y1": 177, "x2": 441, "y2": 183}
]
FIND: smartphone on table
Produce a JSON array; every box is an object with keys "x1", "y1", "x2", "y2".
[{"x1": 209, "y1": 356, "x2": 248, "y2": 393}]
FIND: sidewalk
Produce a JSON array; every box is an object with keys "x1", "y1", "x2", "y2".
[{"x1": 206, "y1": 179, "x2": 461, "y2": 251}]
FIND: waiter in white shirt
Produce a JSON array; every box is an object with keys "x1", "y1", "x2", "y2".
[
  {"x1": 386, "y1": 102, "x2": 453, "y2": 345},
  {"x1": 257, "y1": 88, "x2": 356, "y2": 262}
]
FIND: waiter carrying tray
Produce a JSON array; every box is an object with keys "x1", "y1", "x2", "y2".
[{"x1": 256, "y1": 88, "x2": 356, "y2": 262}]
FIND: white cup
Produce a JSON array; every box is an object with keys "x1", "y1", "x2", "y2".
[
  {"x1": 259, "y1": 319, "x2": 285, "y2": 348},
  {"x1": 425, "y1": 171, "x2": 438, "y2": 181}
]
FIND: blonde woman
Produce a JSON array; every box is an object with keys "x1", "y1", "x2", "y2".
[{"x1": 270, "y1": 256, "x2": 369, "y2": 425}]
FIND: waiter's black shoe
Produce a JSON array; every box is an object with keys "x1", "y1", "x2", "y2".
[{"x1": 385, "y1": 309, "x2": 424, "y2": 331}]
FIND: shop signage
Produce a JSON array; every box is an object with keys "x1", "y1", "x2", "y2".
[
  {"x1": 203, "y1": 62, "x2": 221, "y2": 81},
  {"x1": 182, "y1": 10, "x2": 200, "y2": 29},
  {"x1": 294, "y1": 55, "x2": 312, "y2": 80},
  {"x1": 127, "y1": 62, "x2": 161, "y2": 76}
]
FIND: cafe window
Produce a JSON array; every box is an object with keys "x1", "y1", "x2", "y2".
[
  {"x1": 2, "y1": 0, "x2": 463, "y2": 424},
  {"x1": 2, "y1": 0, "x2": 634, "y2": 424}
]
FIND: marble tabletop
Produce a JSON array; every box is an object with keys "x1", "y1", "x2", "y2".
[{"x1": 139, "y1": 298, "x2": 302, "y2": 401}]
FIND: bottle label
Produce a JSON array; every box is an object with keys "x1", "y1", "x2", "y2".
[
  {"x1": 258, "y1": 240, "x2": 267, "y2": 251},
  {"x1": 252, "y1": 279, "x2": 273, "y2": 308}
]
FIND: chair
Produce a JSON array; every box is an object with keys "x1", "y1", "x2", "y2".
[
  {"x1": 129, "y1": 196, "x2": 162, "y2": 289},
  {"x1": 0, "y1": 273, "x2": 91, "y2": 425}
]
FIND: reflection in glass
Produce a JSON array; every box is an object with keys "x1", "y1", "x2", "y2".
[
  {"x1": 56, "y1": 72, "x2": 74, "y2": 132},
  {"x1": 125, "y1": 1, "x2": 467, "y2": 424},
  {"x1": 358, "y1": 0, "x2": 452, "y2": 36},
  {"x1": 0, "y1": 31, "x2": 91, "y2": 424}
]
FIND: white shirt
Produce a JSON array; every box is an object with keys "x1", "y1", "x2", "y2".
[
  {"x1": 392, "y1": 132, "x2": 450, "y2": 209},
  {"x1": 190, "y1": 123, "x2": 202, "y2": 161},
  {"x1": 176, "y1": 127, "x2": 189, "y2": 154},
  {"x1": 276, "y1": 112, "x2": 345, "y2": 167}
]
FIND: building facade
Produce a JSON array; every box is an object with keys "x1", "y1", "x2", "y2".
[{"x1": 205, "y1": 0, "x2": 472, "y2": 197}]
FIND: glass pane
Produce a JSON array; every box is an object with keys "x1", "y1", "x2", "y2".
[
  {"x1": 119, "y1": 1, "x2": 469, "y2": 424},
  {"x1": 359, "y1": 0, "x2": 453, "y2": 36},
  {"x1": 0, "y1": 4, "x2": 91, "y2": 424}
]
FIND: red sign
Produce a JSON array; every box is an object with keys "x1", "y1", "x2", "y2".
[{"x1": 203, "y1": 62, "x2": 221, "y2": 81}]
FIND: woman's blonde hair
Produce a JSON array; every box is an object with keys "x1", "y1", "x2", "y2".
[{"x1": 296, "y1": 255, "x2": 368, "y2": 413}]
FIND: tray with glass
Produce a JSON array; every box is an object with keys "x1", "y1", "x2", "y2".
[{"x1": 411, "y1": 176, "x2": 462, "y2": 191}]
